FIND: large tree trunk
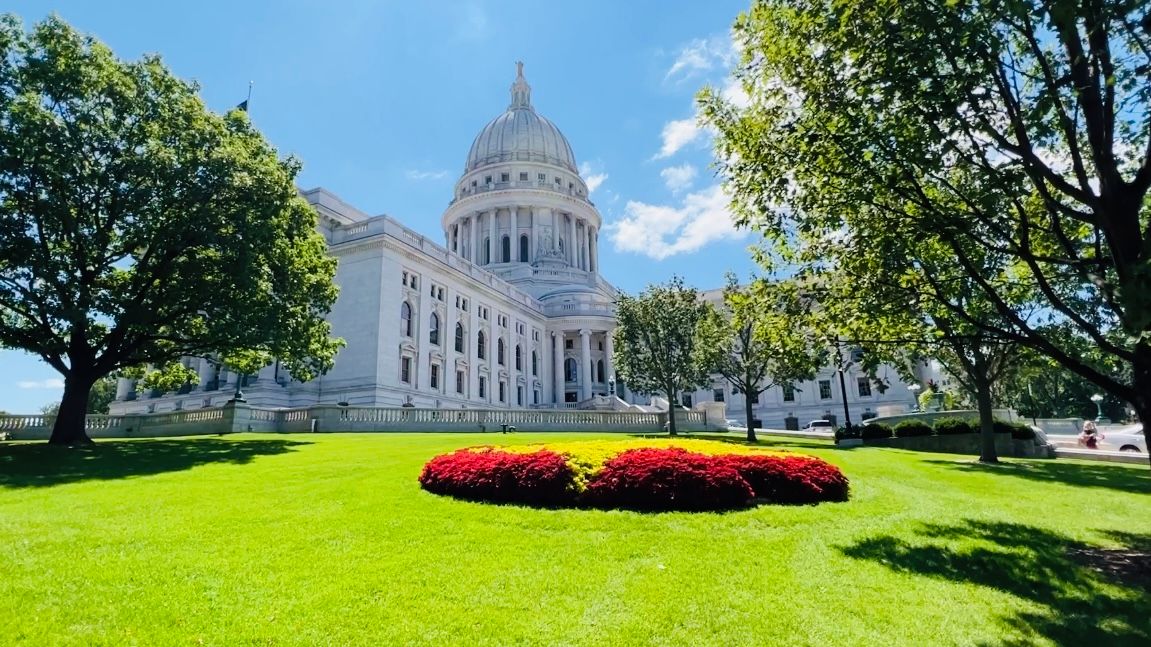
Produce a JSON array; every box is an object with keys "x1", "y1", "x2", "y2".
[
  {"x1": 974, "y1": 378, "x2": 998, "y2": 464},
  {"x1": 48, "y1": 373, "x2": 97, "y2": 446},
  {"x1": 666, "y1": 386, "x2": 678, "y2": 437},
  {"x1": 745, "y1": 391, "x2": 757, "y2": 443},
  {"x1": 1130, "y1": 353, "x2": 1151, "y2": 470}
]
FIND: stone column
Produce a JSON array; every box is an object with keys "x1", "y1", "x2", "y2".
[
  {"x1": 510, "y1": 205, "x2": 519, "y2": 262},
  {"x1": 489, "y1": 312, "x2": 498, "y2": 405},
  {"x1": 469, "y1": 215, "x2": 478, "y2": 263},
  {"x1": 603, "y1": 329, "x2": 614, "y2": 395},
  {"x1": 552, "y1": 331, "x2": 564, "y2": 405},
  {"x1": 589, "y1": 226, "x2": 598, "y2": 273},
  {"x1": 115, "y1": 377, "x2": 131, "y2": 400},
  {"x1": 579, "y1": 328, "x2": 592, "y2": 401},
  {"x1": 487, "y1": 210, "x2": 496, "y2": 265},
  {"x1": 568, "y1": 215, "x2": 577, "y2": 267},
  {"x1": 530, "y1": 207, "x2": 539, "y2": 262},
  {"x1": 469, "y1": 300, "x2": 480, "y2": 402},
  {"x1": 584, "y1": 224, "x2": 592, "y2": 271},
  {"x1": 198, "y1": 358, "x2": 215, "y2": 391},
  {"x1": 417, "y1": 284, "x2": 431, "y2": 391},
  {"x1": 444, "y1": 293, "x2": 456, "y2": 395}
]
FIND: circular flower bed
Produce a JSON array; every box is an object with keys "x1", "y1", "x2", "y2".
[{"x1": 418, "y1": 439, "x2": 849, "y2": 511}]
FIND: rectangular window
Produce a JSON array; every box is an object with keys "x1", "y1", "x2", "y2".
[
  {"x1": 499, "y1": 381, "x2": 506, "y2": 402},
  {"x1": 819, "y1": 380, "x2": 832, "y2": 400},
  {"x1": 456, "y1": 370, "x2": 465, "y2": 394},
  {"x1": 537, "y1": 172, "x2": 546, "y2": 182},
  {"x1": 517, "y1": 386, "x2": 523, "y2": 406},
  {"x1": 857, "y1": 377, "x2": 872, "y2": 397},
  {"x1": 682, "y1": 394, "x2": 693, "y2": 408},
  {"x1": 554, "y1": 176, "x2": 561, "y2": 184},
  {"x1": 500, "y1": 172, "x2": 509, "y2": 182},
  {"x1": 713, "y1": 389, "x2": 725, "y2": 403},
  {"x1": 400, "y1": 357, "x2": 411, "y2": 384},
  {"x1": 783, "y1": 384, "x2": 795, "y2": 402},
  {"x1": 565, "y1": 339, "x2": 573, "y2": 350},
  {"x1": 479, "y1": 377, "x2": 486, "y2": 398},
  {"x1": 430, "y1": 364, "x2": 440, "y2": 389},
  {"x1": 519, "y1": 172, "x2": 528, "y2": 181},
  {"x1": 485, "y1": 175, "x2": 492, "y2": 184}
]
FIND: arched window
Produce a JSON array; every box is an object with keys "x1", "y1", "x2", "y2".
[
  {"x1": 497, "y1": 338, "x2": 506, "y2": 365},
  {"x1": 400, "y1": 302, "x2": 412, "y2": 337},
  {"x1": 483, "y1": 237, "x2": 490, "y2": 264},
  {"x1": 501, "y1": 235, "x2": 511, "y2": 263},
  {"x1": 429, "y1": 312, "x2": 440, "y2": 346},
  {"x1": 531, "y1": 351, "x2": 538, "y2": 376},
  {"x1": 597, "y1": 359, "x2": 605, "y2": 383},
  {"x1": 515, "y1": 345, "x2": 522, "y2": 370},
  {"x1": 559, "y1": 238, "x2": 565, "y2": 255},
  {"x1": 454, "y1": 323, "x2": 465, "y2": 353},
  {"x1": 564, "y1": 357, "x2": 577, "y2": 382},
  {"x1": 519, "y1": 234, "x2": 529, "y2": 262},
  {"x1": 477, "y1": 331, "x2": 486, "y2": 360}
]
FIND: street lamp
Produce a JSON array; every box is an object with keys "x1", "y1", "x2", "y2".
[
  {"x1": 908, "y1": 384, "x2": 922, "y2": 412},
  {"x1": 1090, "y1": 393, "x2": 1104, "y2": 422}
]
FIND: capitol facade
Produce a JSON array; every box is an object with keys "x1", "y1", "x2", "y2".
[{"x1": 108, "y1": 64, "x2": 917, "y2": 425}]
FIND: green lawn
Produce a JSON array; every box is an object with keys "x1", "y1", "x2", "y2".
[{"x1": 1, "y1": 433, "x2": 1148, "y2": 646}]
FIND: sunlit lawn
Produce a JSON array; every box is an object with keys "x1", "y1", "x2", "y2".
[{"x1": 1, "y1": 432, "x2": 1148, "y2": 646}]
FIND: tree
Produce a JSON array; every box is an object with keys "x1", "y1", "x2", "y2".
[
  {"x1": 701, "y1": 0, "x2": 1151, "y2": 467},
  {"x1": 997, "y1": 348, "x2": 1130, "y2": 422},
  {"x1": 614, "y1": 278, "x2": 713, "y2": 436},
  {"x1": 696, "y1": 276, "x2": 824, "y2": 442},
  {"x1": 0, "y1": 16, "x2": 342, "y2": 445}
]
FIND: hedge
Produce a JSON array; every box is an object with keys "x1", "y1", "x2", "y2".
[
  {"x1": 934, "y1": 418, "x2": 976, "y2": 435},
  {"x1": 860, "y1": 422, "x2": 893, "y2": 439},
  {"x1": 893, "y1": 420, "x2": 933, "y2": 438}
]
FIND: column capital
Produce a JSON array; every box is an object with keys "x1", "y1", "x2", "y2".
[{"x1": 579, "y1": 328, "x2": 591, "y2": 337}]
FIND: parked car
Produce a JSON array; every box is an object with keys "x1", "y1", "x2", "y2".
[
  {"x1": 725, "y1": 419, "x2": 747, "y2": 430},
  {"x1": 802, "y1": 419, "x2": 834, "y2": 432},
  {"x1": 1101, "y1": 424, "x2": 1146, "y2": 453}
]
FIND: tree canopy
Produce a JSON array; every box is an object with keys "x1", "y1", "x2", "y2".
[
  {"x1": 696, "y1": 276, "x2": 824, "y2": 441},
  {"x1": 613, "y1": 278, "x2": 713, "y2": 436},
  {"x1": 0, "y1": 15, "x2": 342, "y2": 444},
  {"x1": 700, "y1": 0, "x2": 1151, "y2": 466}
]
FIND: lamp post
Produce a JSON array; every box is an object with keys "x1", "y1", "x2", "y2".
[
  {"x1": 1090, "y1": 393, "x2": 1104, "y2": 422},
  {"x1": 908, "y1": 384, "x2": 921, "y2": 412}
]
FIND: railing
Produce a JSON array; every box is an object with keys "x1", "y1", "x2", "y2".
[{"x1": 0, "y1": 403, "x2": 716, "y2": 440}]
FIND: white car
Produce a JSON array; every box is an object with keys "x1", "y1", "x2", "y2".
[
  {"x1": 725, "y1": 419, "x2": 747, "y2": 430},
  {"x1": 802, "y1": 419, "x2": 835, "y2": 432},
  {"x1": 1101, "y1": 424, "x2": 1146, "y2": 453}
]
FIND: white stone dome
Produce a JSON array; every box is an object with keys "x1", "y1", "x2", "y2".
[{"x1": 465, "y1": 63, "x2": 577, "y2": 174}]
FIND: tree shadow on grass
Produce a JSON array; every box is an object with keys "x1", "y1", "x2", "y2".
[
  {"x1": 923, "y1": 458, "x2": 1150, "y2": 494},
  {"x1": 0, "y1": 437, "x2": 311, "y2": 488},
  {"x1": 840, "y1": 520, "x2": 1151, "y2": 646}
]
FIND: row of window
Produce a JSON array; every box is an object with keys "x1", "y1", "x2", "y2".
[
  {"x1": 461, "y1": 172, "x2": 582, "y2": 197},
  {"x1": 399, "y1": 355, "x2": 541, "y2": 405},
  {"x1": 708, "y1": 377, "x2": 875, "y2": 404}
]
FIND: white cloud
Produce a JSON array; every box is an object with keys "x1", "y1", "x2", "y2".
[
  {"x1": 665, "y1": 36, "x2": 736, "y2": 82},
  {"x1": 654, "y1": 118, "x2": 703, "y2": 159},
  {"x1": 660, "y1": 164, "x2": 698, "y2": 194},
  {"x1": 578, "y1": 161, "x2": 609, "y2": 194},
  {"x1": 405, "y1": 169, "x2": 449, "y2": 181},
  {"x1": 18, "y1": 378, "x2": 65, "y2": 389},
  {"x1": 606, "y1": 184, "x2": 745, "y2": 260},
  {"x1": 720, "y1": 76, "x2": 750, "y2": 109}
]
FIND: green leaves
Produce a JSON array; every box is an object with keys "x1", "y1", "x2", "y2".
[{"x1": 0, "y1": 16, "x2": 342, "y2": 439}]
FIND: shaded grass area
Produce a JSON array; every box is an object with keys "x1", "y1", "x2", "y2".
[{"x1": 0, "y1": 433, "x2": 1147, "y2": 646}]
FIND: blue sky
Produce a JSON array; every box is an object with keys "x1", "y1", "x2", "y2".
[{"x1": 2, "y1": 0, "x2": 760, "y2": 412}]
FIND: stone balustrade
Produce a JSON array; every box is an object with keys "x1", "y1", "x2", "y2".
[{"x1": 0, "y1": 404, "x2": 716, "y2": 440}]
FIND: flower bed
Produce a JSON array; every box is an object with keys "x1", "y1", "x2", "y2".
[{"x1": 418, "y1": 439, "x2": 849, "y2": 511}]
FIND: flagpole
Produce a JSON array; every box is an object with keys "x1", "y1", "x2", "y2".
[{"x1": 246, "y1": 81, "x2": 253, "y2": 111}]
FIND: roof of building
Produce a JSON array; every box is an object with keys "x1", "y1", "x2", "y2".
[{"x1": 464, "y1": 62, "x2": 578, "y2": 174}]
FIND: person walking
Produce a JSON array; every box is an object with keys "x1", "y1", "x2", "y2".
[{"x1": 1078, "y1": 421, "x2": 1104, "y2": 449}]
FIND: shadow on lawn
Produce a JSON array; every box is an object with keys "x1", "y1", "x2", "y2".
[
  {"x1": 840, "y1": 520, "x2": 1151, "y2": 646},
  {"x1": 0, "y1": 437, "x2": 310, "y2": 488},
  {"x1": 924, "y1": 458, "x2": 1151, "y2": 494}
]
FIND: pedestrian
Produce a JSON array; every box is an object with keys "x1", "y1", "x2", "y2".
[{"x1": 1078, "y1": 421, "x2": 1103, "y2": 449}]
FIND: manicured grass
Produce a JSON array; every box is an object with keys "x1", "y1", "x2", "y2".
[{"x1": 1, "y1": 433, "x2": 1148, "y2": 646}]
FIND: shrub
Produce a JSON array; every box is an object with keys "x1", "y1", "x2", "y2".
[
  {"x1": 721, "y1": 454, "x2": 850, "y2": 504},
  {"x1": 934, "y1": 418, "x2": 976, "y2": 435},
  {"x1": 893, "y1": 420, "x2": 933, "y2": 438},
  {"x1": 418, "y1": 448, "x2": 575, "y2": 505},
  {"x1": 580, "y1": 448, "x2": 754, "y2": 511},
  {"x1": 859, "y1": 422, "x2": 893, "y2": 439}
]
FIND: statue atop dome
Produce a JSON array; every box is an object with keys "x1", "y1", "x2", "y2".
[{"x1": 510, "y1": 61, "x2": 531, "y2": 109}]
